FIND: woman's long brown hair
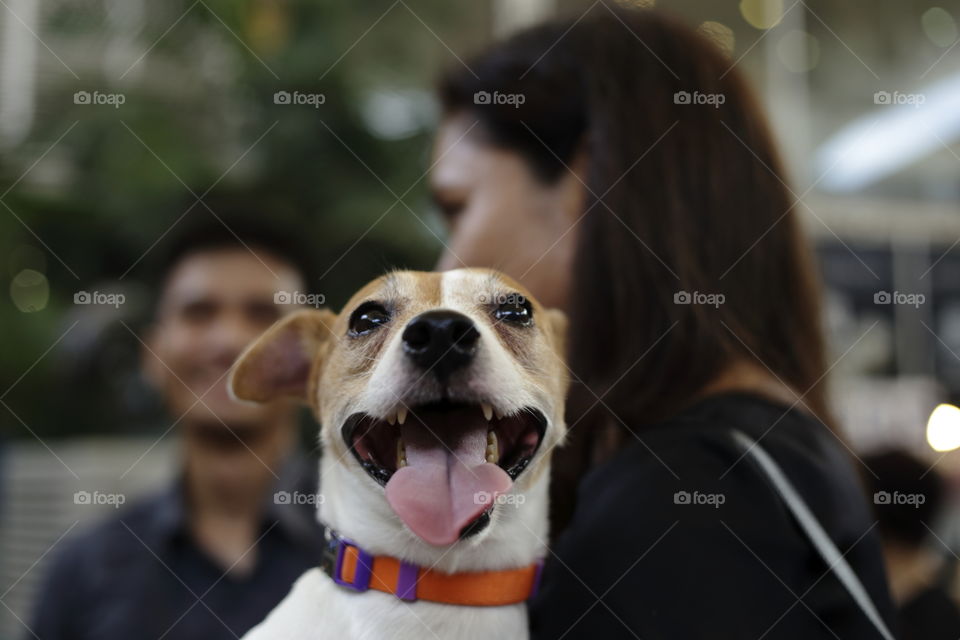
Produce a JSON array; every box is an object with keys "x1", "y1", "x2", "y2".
[{"x1": 439, "y1": 7, "x2": 831, "y2": 534}]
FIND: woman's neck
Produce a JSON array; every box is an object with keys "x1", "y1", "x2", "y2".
[
  {"x1": 589, "y1": 359, "x2": 811, "y2": 466},
  {"x1": 698, "y1": 359, "x2": 810, "y2": 415}
]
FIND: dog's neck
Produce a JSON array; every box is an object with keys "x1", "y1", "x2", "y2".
[{"x1": 316, "y1": 454, "x2": 550, "y2": 574}]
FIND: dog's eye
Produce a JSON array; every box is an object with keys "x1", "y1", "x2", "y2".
[
  {"x1": 349, "y1": 302, "x2": 391, "y2": 336},
  {"x1": 493, "y1": 296, "x2": 532, "y2": 326}
]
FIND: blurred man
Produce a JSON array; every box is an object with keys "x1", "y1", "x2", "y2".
[
  {"x1": 865, "y1": 449, "x2": 960, "y2": 640},
  {"x1": 29, "y1": 213, "x2": 324, "y2": 640}
]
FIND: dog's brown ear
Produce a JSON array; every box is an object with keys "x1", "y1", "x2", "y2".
[
  {"x1": 542, "y1": 308, "x2": 568, "y2": 359},
  {"x1": 229, "y1": 309, "x2": 337, "y2": 404}
]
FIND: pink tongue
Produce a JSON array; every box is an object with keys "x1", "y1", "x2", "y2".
[{"x1": 385, "y1": 419, "x2": 512, "y2": 546}]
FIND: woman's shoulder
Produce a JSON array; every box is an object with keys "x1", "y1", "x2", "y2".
[
  {"x1": 592, "y1": 393, "x2": 859, "y2": 488},
  {"x1": 575, "y1": 392, "x2": 873, "y2": 544},
  {"x1": 528, "y1": 393, "x2": 893, "y2": 638}
]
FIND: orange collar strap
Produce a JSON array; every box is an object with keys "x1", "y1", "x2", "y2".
[{"x1": 319, "y1": 526, "x2": 543, "y2": 607}]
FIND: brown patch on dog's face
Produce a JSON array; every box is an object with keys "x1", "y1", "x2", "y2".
[
  {"x1": 308, "y1": 272, "x2": 442, "y2": 400},
  {"x1": 314, "y1": 271, "x2": 563, "y2": 444}
]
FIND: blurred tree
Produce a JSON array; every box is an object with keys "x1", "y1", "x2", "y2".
[{"x1": 0, "y1": 0, "x2": 488, "y2": 438}]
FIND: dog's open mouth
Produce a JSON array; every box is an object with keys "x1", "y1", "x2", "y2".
[{"x1": 342, "y1": 402, "x2": 546, "y2": 546}]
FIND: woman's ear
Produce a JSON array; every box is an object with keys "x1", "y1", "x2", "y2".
[{"x1": 229, "y1": 309, "x2": 337, "y2": 404}]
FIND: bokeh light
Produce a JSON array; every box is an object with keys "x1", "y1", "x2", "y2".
[
  {"x1": 777, "y1": 29, "x2": 820, "y2": 72},
  {"x1": 921, "y1": 7, "x2": 958, "y2": 48},
  {"x1": 927, "y1": 403, "x2": 960, "y2": 452},
  {"x1": 9, "y1": 268, "x2": 49, "y2": 313},
  {"x1": 739, "y1": 0, "x2": 784, "y2": 30}
]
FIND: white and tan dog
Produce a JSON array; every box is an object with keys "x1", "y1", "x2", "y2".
[{"x1": 230, "y1": 268, "x2": 568, "y2": 640}]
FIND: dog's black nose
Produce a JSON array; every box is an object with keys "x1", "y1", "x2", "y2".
[{"x1": 402, "y1": 310, "x2": 479, "y2": 379}]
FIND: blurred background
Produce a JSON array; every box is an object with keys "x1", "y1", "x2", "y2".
[{"x1": 2, "y1": 0, "x2": 960, "y2": 635}]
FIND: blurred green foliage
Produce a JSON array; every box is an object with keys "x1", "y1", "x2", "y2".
[{"x1": 0, "y1": 0, "x2": 489, "y2": 438}]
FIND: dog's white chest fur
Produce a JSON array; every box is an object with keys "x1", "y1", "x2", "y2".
[
  {"x1": 242, "y1": 568, "x2": 529, "y2": 640},
  {"x1": 239, "y1": 458, "x2": 549, "y2": 639}
]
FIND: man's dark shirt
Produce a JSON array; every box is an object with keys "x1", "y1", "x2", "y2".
[{"x1": 29, "y1": 455, "x2": 323, "y2": 640}]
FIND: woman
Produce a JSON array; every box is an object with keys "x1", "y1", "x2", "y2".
[{"x1": 431, "y1": 7, "x2": 896, "y2": 639}]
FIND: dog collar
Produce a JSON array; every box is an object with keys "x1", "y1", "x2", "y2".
[{"x1": 319, "y1": 525, "x2": 543, "y2": 606}]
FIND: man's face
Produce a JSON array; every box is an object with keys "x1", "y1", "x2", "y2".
[{"x1": 144, "y1": 247, "x2": 304, "y2": 430}]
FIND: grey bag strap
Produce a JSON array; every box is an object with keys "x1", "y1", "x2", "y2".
[{"x1": 731, "y1": 430, "x2": 896, "y2": 640}]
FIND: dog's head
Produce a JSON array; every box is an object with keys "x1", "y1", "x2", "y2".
[{"x1": 230, "y1": 268, "x2": 567, "y2": 547}]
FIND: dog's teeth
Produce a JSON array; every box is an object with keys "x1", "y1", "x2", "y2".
[
  {"x1": 397, "y1": 407, "x2": 408, "y2": 425},
  {"x1": 481, "y1": 403, "x2": 494, "y2": 421},
  {"x1": 386, "y1": 412, "x2": 396, "y2": 426},
  {"x1": 495, "y1": 408, "x2": 505, "y2": 421},
  {"x1": 397, "y1": 439, "x2": 407, "y2": 468},
  {"x1": 486, "y1": 431, "x2": 499, "y2": 464}
]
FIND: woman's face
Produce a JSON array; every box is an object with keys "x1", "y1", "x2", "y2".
[{"x1": 430, "y1": 114, "x2": 584, "y2": 311}]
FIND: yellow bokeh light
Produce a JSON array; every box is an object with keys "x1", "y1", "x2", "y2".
[
  {"x1": 740, "y1": 0, "x2": 784, "y2": 30},
  {"x1": 926, "y1": 403, "x2": 960, "y2": 452}
]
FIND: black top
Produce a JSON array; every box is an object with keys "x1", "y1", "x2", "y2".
[
  {"x1": 28, "y1": 455, "x2": 323, "y2": 640},
  {"x1": 899, "y1": 584, "x2": 960, "y2": 640},
  {"x1": 529, "y1": 392, "x2": 897, "y2": 639}
]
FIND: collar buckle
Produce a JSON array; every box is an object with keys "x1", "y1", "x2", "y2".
[{"x1": 321, "y1": 528, "x2": 373, "y2": 592}]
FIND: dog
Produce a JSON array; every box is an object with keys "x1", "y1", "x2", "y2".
[{"x1": 229, "y1": 268, "x2": 568, "y2": 639}]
